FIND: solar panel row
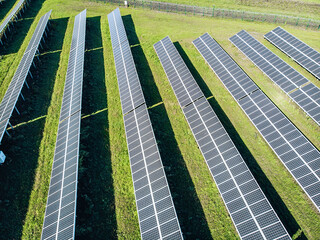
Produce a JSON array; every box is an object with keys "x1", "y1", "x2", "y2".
[
  {"x1": 193, "y1": 32, "x2": 320, "y2": 213},
  {"x1": 108, "y1": 8, "x2": 145, "y2": 115},
  {"x1": 59, "y1": 9, "x2": 86, "y2": 122},
  {"x1": 108, "y1": 8, "x2": 182, "y2": 240},
  {"x1": 265, "y1": 26, "x2": 320, "y2": 80},
  {"x1": 230, "y1": 30, "x2": 320, "y2": 125},
  {"x1": 0, "y1": 0, "x2": 28, "y2": 44},
  {"x1": 108, "y1": 8, "x2": 127, "y2": 49},
  {"x1": 41, "y1": 9, "x2": 86, "y2": 240},
  {"x1": 124, "y1": 104, "x2": 183, "y2": 240},
  {"x1": 154, "y1": 36, "x2": 290, "y2": 240},
  {"x1": 0, "y1": 10, "x2": 51, "y2": 145},
  {"x1": 153, "y1": 38, "x2": 204, "y2": 108}
]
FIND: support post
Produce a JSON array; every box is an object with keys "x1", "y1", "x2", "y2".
[
  {"x1": 15, "y1": 106, "x2": 20, "y2": 115},
  {"x1": 25, "y1": 80, "x2": 29, "y2": 89},
  {"x1": 8, "y1": 122, "x2": 14, "y2": 130},
  {"x1": 5, "y1": 129, "x2": 11, "y2": 137}
]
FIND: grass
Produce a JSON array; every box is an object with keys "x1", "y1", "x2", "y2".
[
  {"x1": 0, "y1": 0, "x2": 319, "y2": 239},
  {"x1": 146, "y1": 0, "x2": 320, "y2": 20}
]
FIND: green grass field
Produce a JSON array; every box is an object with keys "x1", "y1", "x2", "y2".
[
  {"x1": 148, "y1": 0, "x2": 320, "y2": 20},
  {"x1": 0, "y1": 0, "x2": 319, "y2": 239}
]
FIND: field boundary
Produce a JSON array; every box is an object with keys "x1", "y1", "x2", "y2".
[{"x1": 98, "y1": 0, "x2": 320, "y2": 30}]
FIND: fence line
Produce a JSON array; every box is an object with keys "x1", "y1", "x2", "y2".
[{"x1": 97, "y1": 0, "x2": 320, "y2": 30}]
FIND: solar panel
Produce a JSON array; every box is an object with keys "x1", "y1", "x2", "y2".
[
  {"x1": 59, "y1": 10, "x2": 86, "y2": 122},
  {"x1": 124, "y1": 104, "x2": 182, "y2": 240},
  {"x1": 107, "y1": 8, "x2": 127, "y2": 49},
  {"x1": 108, "y1": 8, "x2": 145, "y2": 115},
  {"x1": 41, "y1": 9, "x2": 86, "y2": 240},
  {"x1": 0, "y1": 0, "x2": 28, "y2": 44},
  {"x1": 154, "y1": 36, "x2": 290, "y2": 240},
  {"x1": 108, "y1": 8, "x2": 182, "y2": 240},
  {"x1": 154, "y1": 37, "x2": 204, "y2": 107},
  {"x1": 0, "y1": 119, "x2": 9, "y2": 142},
  {"x1": 0, "y1": 10, "x2": 51, "y2": 145},
  {"x1": 265, "y1": 27, "x2": 320, "y2": 80},
  {"x1": 193, "y1": 32, "x2": 320, "y2": 212},
  {"x1": 230, "y1": 30, "x2": 320, "y2": 126}
]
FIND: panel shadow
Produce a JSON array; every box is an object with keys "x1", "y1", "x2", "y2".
[
  {"x1": 76, "y1": 16, "x2": 117, "y2": 240},
  {"x1": 174, "y1": 41, "x2": 307, "y2": 239},
  {"x1": 0, "y1": 0, "x2": 45, "y2": 55},
  {"x1": 0, "y1": 17, "x2": 68, "y2": 239},
  {"x1": 123, "y1": 14, "x2": 213, "y2": 239}
]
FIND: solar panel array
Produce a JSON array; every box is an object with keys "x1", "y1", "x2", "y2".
[
  {"x1": 154, "y1": 36, "x2": 290, "y2": 240},
  {"x1": 265, "y1": 27, "x2": 320, "y2": 80},
  {"x1": 108, "y1": 8, "x2": 183, "y2": 240},
  {"x1": 0, "y1": 0, "x2": 28, "y2": 43},
  {"x1": 193, "y1": 32, "x2": 320, "y2": 213},
  {"x1": 230, "y1": 30, "x2": 320, "y2": 126},
  {"x1": 0, "y1": 10, "x2": 51, "y2": 145},
  {"x1": 41, "y1": 9, "x2": 86, "y2": 240}
]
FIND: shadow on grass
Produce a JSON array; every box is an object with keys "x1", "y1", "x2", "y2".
[
  {"x1": 0, "y1": 0, "x2": 16, "y2": 21},
  {"x1": 123, "y1": 14, "x2": 213, "y2": 239},
  {"x1": 0, "y1": 17, "x2": 68, "y2": 239},
  {"x1": 76, "y1": 16, "x2": 117, "y2": 239},
  {"x1": 0, "y1": 0, "x2": 45, "y2": 55},
  {"x1": 174, "y1": 41, "x2": 307, "y2": 240}
]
